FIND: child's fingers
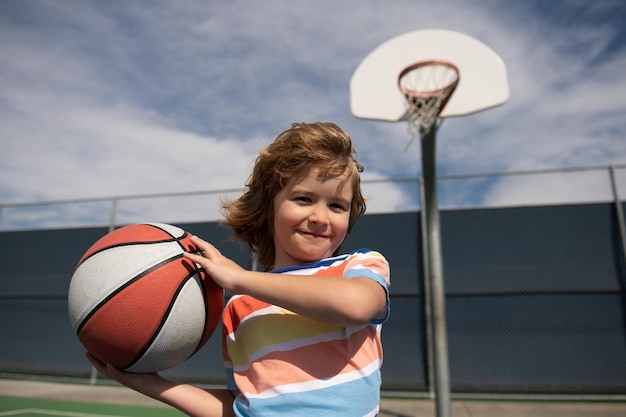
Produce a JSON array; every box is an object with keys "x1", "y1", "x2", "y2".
[
  {"x1": 85, "y1": 352, "x2": 111, "y2": 376},
  {"x1": 189, "y1": 235, "x2": 221, "y2": 258}
]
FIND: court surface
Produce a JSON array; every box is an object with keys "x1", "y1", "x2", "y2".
[
  {"x1": 0, "y1": 397, "x2": 183, "y2": 417},
  {"x1": 1, "y1": 379, "x2": 625, "y2": 417}
]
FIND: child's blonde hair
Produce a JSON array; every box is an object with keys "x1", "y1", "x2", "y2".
[{"x1": 222, "y1": 122, "x2": 366, "y2": 271}]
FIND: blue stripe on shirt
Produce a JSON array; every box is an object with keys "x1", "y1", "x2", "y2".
[{"x1": 233, "y1": 370, "x2": 381, "y2": 417}]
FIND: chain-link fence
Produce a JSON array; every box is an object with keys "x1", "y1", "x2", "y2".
[{"x1": 1, "y1": 165, "x2": 625, "y2": 398}]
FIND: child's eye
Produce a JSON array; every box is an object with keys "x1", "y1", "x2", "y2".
[
  {"x1": 295, "y1": 196, "x2": 312, "y2": 203},
  {"x1": 330, "y1": 203, "x2": 348, "y2": 211}
]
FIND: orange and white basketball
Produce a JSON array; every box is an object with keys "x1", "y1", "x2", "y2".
[{"x1": 68, "y1": 223, "x2": 223, "y2": 373}]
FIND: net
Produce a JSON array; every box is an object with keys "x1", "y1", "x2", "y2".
[{"x1": 398, "y1": 60, "x2": 460, "y2": 136}]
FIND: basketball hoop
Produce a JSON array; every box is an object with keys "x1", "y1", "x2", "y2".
[
  {"x1": 398, "y1": 60, "x2": 460, "y2": 136},
  {"x1": 352, "y1": 31, "x2": 509, "y2": 417}
]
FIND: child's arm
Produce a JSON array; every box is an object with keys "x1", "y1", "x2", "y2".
[
  {"x1": 86, "y1": 353, "x2": 236, "y2": 417},
  {"x1": 233, "y1": 271, "x2": 385, "y2": 326},
  {"x1": 185, "y1": 236, "x2": 387, "y2": 327}
]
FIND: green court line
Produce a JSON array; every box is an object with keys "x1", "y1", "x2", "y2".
[
  {"x1": 0, "y1": 397, "x2": 185, "y2": 417},
  {"x1": 0, "y1": 409, "x2": 126, "y2": 417}
]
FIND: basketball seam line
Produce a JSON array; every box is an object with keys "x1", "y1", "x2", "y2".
[
  {"x1": 124, "y1": 267, "x2": 206, "y2": 371},
  {"x1": 75, "y1": 253, "x2": 186, "y2": 335},
  {"x1": 75, "y1": 223, "x2": 187, "y2": 269}
]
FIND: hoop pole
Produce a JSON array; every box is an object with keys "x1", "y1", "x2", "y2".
[
  {"x1": 420, "y1": 126, "x2": 451, "y2": 417},
  {"x1": 418, "y1": 176, "x2": 436, "y2": 400}
]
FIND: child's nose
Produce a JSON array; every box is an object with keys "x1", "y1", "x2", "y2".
[{"x1": 309, "y1": 204, "x2": 329, "y2": 224}]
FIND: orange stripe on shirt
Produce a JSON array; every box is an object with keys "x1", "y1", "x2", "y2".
[{"x1": 233, "y1": 325, "x2": 383, "y2": 395}]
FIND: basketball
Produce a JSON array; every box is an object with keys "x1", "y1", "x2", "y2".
[{"x1": 67, "y1": 222, "x2": 224, "y2": 373}]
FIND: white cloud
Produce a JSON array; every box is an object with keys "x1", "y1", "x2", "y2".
[
  {"x1": 0, "y1": 0, "x2": 624, "y2": 230},
  {"x1": 481, "y1": 168, "x2": 616, "y2": 208}
]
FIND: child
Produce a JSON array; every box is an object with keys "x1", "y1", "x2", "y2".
[{"x1": 87, "y1": 122, "x2": 391, "y2": 417}]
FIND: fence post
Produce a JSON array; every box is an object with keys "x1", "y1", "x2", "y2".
[
  {"x1": 89, "y1": 196, "x2": 120, "y2": 385},
  {"x1": 109, "y1": 197, "x2": 118, "y2": 233},
  {"x1": 609, "y1": 166, "x2": 626, "y2": 268}
]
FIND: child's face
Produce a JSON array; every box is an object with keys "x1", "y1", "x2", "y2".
[{"x1": 272, "y1": 166, "x2": 353, "y2": 269}]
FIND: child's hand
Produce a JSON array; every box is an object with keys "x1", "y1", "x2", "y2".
[
  {"x1": 184, "y1": 235, "x2": 247, "y2": 294},
  {"x1": 85, "y1": 352, "x2": 163, "y2": 394},
  {"x1": 86, "y1": 351, "x2": 236, "y2": 416}
]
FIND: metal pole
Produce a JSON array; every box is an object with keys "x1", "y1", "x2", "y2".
[
  {"x1": 420, "y1": 126, "x2": 451, "y2": 417},
  {"x1": 609, "y1": 166, "x2": 626, "y2": 268},
  {"x1": 419, "y1": 176, "x2": 436, "y2": 400},
  {"x1": 109, "y1": 197, "x2": 118, "y2": 233},
  {"x1": 90, "y1": 197, "x2": 120, "y2": 385}
]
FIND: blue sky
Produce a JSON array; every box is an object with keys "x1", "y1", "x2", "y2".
[{"x1": 1, "y1": 0, "x2": 625, "y2": 226}]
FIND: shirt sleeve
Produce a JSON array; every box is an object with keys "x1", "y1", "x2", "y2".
[{"x1": 343, "y1": 250, "x2": 391, "y2": 324}]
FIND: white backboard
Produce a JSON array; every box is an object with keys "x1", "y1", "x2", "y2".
[{"x1": 350, "y1": 29, "x2": 509, "y2": 121}]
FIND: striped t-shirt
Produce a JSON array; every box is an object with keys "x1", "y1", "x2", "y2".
[{"x1": 222, "y1": 249, "x2": 390, "y2": 417}]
